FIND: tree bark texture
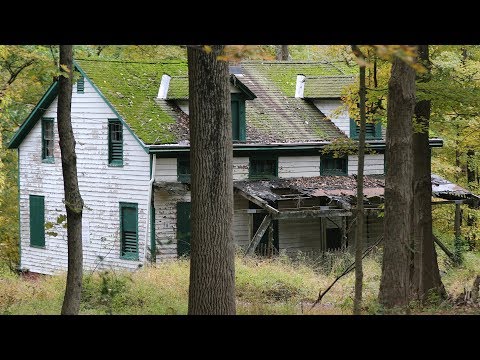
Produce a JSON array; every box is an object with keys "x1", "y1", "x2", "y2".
[
  {"x1": 276, "y1": 45, "x2": 289, "y2": 60},
  {"x1": 379, "y1": 55, "x2": 416, "y2": 309},
  {"x1": 187, "y1": 45, "x2": 236, "y2": 315},
  {"x1": 352, "y1": 45, "x2": 366, "y2": 315},
  {"x1": 58, "y1": 45, "x2": 84, "y2": 315},
  {"x1": 411, "y1": 45, "x2": 446, "y2": 303}
]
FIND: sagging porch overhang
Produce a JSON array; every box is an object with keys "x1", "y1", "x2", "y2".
[{"x1": 233, "y1": 174, "x2": 480, "y2": 255}]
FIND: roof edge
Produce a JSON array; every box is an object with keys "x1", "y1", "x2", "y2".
[{"x1": 8, "y1": 81, "x2": 59, "y2": 149}]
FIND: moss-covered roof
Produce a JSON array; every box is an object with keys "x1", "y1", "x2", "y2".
[
  {"x1": 76, "y1": 59, "x2": 188, "y2": 145},
  {"x1": 167, "y1": 76, "x2": 188, "y2": 100},
  {"x1": 303, "y1": 75, "x2": 355, "y2": 98},
  {"x1": 75, "y1": 59, "x2": 349, "y2": 145},
  {"x1": 249, "y1": 61, "x2": 356, "y2": 97}
]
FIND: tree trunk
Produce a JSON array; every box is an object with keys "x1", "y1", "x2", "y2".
[
  {"x1": 58, "y1": 45, "x2": 84, "y2": 315},
  {"x1": 352, "y1": 45, "x2": 366, "y2": 315},
  {"x1": 410, "y1": 45, "x2": 446, "y2": 303},
  {"x1": 276, "y1": 45, "x2": 289, "y2": 60},
  {"x1": 187, "y1": 45, "x2": 236, "y2": 315},
  {"x1": 467, "y1": 149, "x2": 475, "y2": 184},
  {"x1": 379, "y1": 55, "x2": 416, "y2": 310}
]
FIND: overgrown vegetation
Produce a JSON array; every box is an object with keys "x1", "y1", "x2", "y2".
[{"x1": 1, "y1": 251, "x2": 479, "y2": 315}]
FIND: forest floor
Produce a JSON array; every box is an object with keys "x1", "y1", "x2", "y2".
[{"x1": 1, "y1": 250, "x2": 480, "y2": 315}]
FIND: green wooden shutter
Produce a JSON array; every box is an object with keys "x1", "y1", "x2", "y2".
[
  {"x1": 30, "y1": 195, "x2": 45, "y2": 247},
  {"x1": 77, "y1": 76, "x2": 85, "y2": 93},
  {"x1": 120, "y1": 202, "x2": 138, "y2": 260},
  {"x1": 108, "y1": 119, "x2": 123, "y2": 166},
  {"x1": 176, "y1": 202, "x2": 191, "y2": 257},
  {"x1": 350, "y1": 119, "x2": 382, "y2": 140},
  {"x1": 231, "y1": 99, "x2": 240, "y2": 140},
  {"x1": 231, "y1": 94, "x2": 246, "y2": 142}
]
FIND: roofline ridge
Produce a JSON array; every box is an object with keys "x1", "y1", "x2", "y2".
[{"x1": 75, "y1": 58, "x2": 187, "y2": 65}]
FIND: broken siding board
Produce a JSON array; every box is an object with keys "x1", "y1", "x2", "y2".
[
  {"x1": 19, "y1": 78, "x2": 150, "y2": 275},
  {"x1": 233, "y1": 157, "x2": 249, "y2": 180},
  {"x1": 313, "y1": 99, "x2": 350, "y2": 136},
  {"x1": 348, "y1": 154, "x2": 384, "y2": 175},
  {"x1": 278, "y1": 156, "x2": 320, "y2": 178}
]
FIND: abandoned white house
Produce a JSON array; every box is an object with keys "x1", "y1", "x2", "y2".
[{"x1": 8, "y1": 59, "x2": 477, "y2": 275}]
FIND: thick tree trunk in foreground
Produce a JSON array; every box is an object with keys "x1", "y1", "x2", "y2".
[
  {"x1": 187, "y1": 45, "x2": 236, "y2": 315},
  {"x1": 352, "y1": 45, "x2": 366, "y2": 315},
  {"x1": 276, "y1": 45, "x2": 289, "y2": 60},
  {"x1": 58, "y1": 45, "x2": 84, "y2": 315},
  {"x1": 411, "y1": 45, "x2": 446, "y2": 303},
  {"x1": 379, "y1": 56, "x2": 416, "y2": 309}
]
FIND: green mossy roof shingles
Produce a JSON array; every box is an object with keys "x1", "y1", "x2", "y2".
[
  {"x1": 76, "y1": 59, "x2": 350, "y2": 145},
  {"x1": 303, "y1": 75, "x2": 355, "y2": 98},
  {"x1": 76, "y1": 59, "x2": 188, "y2": 145},
  {"x1": 167, "y1": 76, "x2": 188, "y2": 100},
  {"x1": 241, "y1": 62, "x2": 347, "y2": 142}
]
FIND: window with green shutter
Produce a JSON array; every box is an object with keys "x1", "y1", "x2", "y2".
[
  {"x1": 321, "y1": 156, "x2": 348, "y2": 176},
  {"x1": 30, "y1": 195, "x2": 45, "y2": 247},
  {"x1": 350, "y1": 119, "x2": 382, "y2": 140},
  {"x1": 177, "y1": 157, "x2": 190, "y2": 183},
  {"x1": 120, "y1": 202, "x2": 138, "y2": 260},
  {"x1": 231, "y1": 94, "x2": 246, "y2": 142},
  {"x1": 249, "y1": 156, "x2": 278, "y2": 180},
  {"x1": 42, "y1": 118, "x2": 54, "y2": 163},
  {"x1": 108, "y1": 119, "x2": 123, "y2": 166},
  {"x1": 77, "y1": 76, "x2": 84, "y2": 93}
]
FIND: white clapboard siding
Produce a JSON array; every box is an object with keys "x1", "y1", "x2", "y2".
[
  {"x1": 348, "y1": 154, "x2": 384, "y2": 175},
  {"x1": 233, "y1": 194, "x2": 250, "y2": 248},
  {"x1": 278, "y1": 156, "x2": 320, "y2": 178},
  {"x1": 155, "y1": 157, "x2": 249, "y2": 182},
  {"x1": 313, "y1": 99, "x2": 350, "y2": 136},
  {"x1": 19, "y1": 78, "x2": 150, "y2": 275},
  {"x1": 278, "y1": 219, "x2": 322, "y2": 254},
  {"x1": 233, "y1": 157, "x2": 249, "y2": 180},
  {"x1": 155, "y1": 158, "x2": 177, "y2": 182},
  {"x1": 153, "y1": 190, "x2": 191, "y2": 261},
  {"x1": 152, "y1": 192, "x2": 250, "y2": 261}
]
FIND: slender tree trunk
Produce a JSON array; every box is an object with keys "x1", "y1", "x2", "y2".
[
  {"x1": 58, "y1": 45, "x2": 84, "y2": 315},
  {"x1": 411, "y1": 45, "x2": 446, "y2": 303},
  {"x1": 379, "y1": 55, "x2": 416, "y2": 310},
  {"x1": 187, "y1": 45, "x2": 236, "y2": 315},
  {"x1": 276, "y1": 45, "x2": 289, "y2": 60},
  {"x1": 467, "y1": 149, "x2": 475, "y2": 184},
  {"x1": 352, "y1": 45, "x2": 366, "y2": 315}
]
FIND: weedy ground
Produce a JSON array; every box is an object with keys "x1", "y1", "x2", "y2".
[{"x1": 1, "y1": 250, "x2": 480, "y2": 315}]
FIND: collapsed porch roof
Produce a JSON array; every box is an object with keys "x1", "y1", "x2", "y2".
[{"x1": 233, "y1": 174, "x2": 480, "y2": 212}]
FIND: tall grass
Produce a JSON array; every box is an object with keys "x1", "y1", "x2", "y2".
[{"x1": 1, "y1": 250, "x2": 480, "y2": 315}]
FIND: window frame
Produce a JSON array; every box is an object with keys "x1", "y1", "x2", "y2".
[
  {"x1": 249, "y1": 155, "x2": 278, "y2": 180},
  {"x1": 177, "y1": 157, "x2": 191, "y2": 183},
  {"x1": 108, "y1": 119, "x2": 123, "y2": 167},
  {"x1": 119, "y1": 202, "x2": 139, "y2": 260},
  {"x1": 77, "y1": 75, "x2": 85, "y2": 94},
  {"x1": 320, "y1": 155, "x2": 348, "y2": 176},
  {"x1": 42, "y1": 118, "x2": 55, "y2": 163}
]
